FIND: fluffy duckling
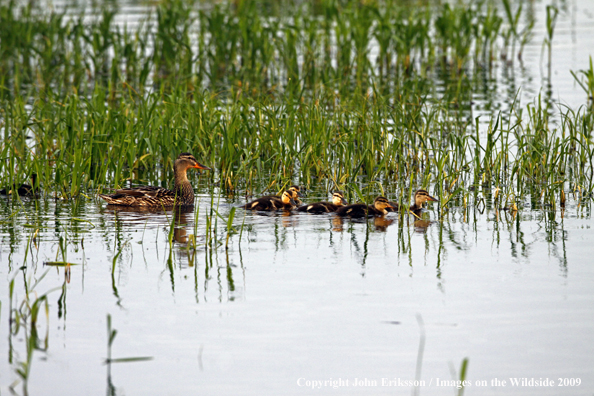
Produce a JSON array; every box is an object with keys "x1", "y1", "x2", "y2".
[
  {"x1": 0, "y1": 174, "x2": 38, "y2": 196},
  {"x1": 242, "y1": 191, "x2": 297, "y2": 211},
  {"x1": 297, "y1": 191, "x2": 348, "y2": 213},
  {"x1": 255, "y1": 185, "x2": 303, "y2": 205},
  {"x1": 288, "y1": 185, "x2": 304, "y2": 204},
  {"x1": 335, "y1": 196, "x2": 395, "y2": 218},
  {"x1": 386, "y1": 189, "x2": 438, "y2": 215}
]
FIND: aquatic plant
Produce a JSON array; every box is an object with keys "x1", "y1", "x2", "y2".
[
  {"x1": 0, "y1": 0, "x2": 591, "y2": 212},
  {"x1": 571, "y1": 56, "x2": 594, "y2": 108},
  {"x1": 8, "y1": 269, "x2": 53, "y2": 396}
]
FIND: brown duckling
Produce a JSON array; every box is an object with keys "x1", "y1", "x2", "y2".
[
  {"x1": 386, "y1": 189, "x2": 438, "y2": 215},
  {"x1": 297, "y1": 191, "x2": 348, "y2": 213},
  {"x1": 255, "y1": 185, "x2": 304, "y2": 205},
  {"x1": 288, "y1": 185, "x2": 304, "y2": 205},
  {"x1": 335, "y1": 196, "x2": 395, "y2": 218},
  {"x1": 0, "y1": 173, "x2": 38, "y2": 196},
  {"x1": 242, "y1": 191, "x2": 297, "y2": 211},
  {"x1": 99, "y1": 153, "x2": 210, "y2": 207}
]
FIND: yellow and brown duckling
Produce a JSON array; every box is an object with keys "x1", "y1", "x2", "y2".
[
  {"x1": 386, "y1": 189, "x2": 438, "y2": 215},
  {"x1": 0, "y1": 173, "x2": 38, "y2": 196},
  {"x1": 297, "y1": 191, "x2": 348, "y2": 213},
  {"x1": 336, "y1": 196, "x2": 395, "y2": 218},
  {"x1": 288, "y1": 185, "x2": 304, "y2": 204},
  {"x1": 242, "y1": 190, "x2": 297, "y2": 211},
  {"x1": 99, "y1": 153, "x2": 210, "y2": 207},
  {"x1": 253, "y1": 185, "x2": 303, "y2": 204}
]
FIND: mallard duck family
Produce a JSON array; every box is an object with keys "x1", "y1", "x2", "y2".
[{"x1": 96, "y1": 153, "x2": 438, "y2": 218}]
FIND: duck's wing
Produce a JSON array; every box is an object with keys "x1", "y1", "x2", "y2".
[
  {"x1": 114, "y1": 186, "x2": 174, "y2": 198},
  {"x1": 298, "y1": 201, "x2": 335, "y2": 213},
  {"x1": 100, "y1": 186, "x2": 177, "y2": 206},
  {"x1": 336, "y1": 203, "x2": 367, "y2": 217},
  {"x1": 243, "y1": 196, "x2": 281, "y2": 210}
]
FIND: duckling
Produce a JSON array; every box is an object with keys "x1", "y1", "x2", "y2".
[
  {"x1": 409, "y1": 189, "x2": 438, "y2": 214},
  {"x1": 254, "y1": 185, "x2": 303, "y2": 205},
  {"x1": 288, "y1": 185, "x2": 304, "y2": 204},
  {"x1": 0, "y1": 174, "x2": 38, "y2": 196},
  {"x1": 386, "y1": 189, "x2": 438, "y2": 215},
  {"x1": 335, "y1": 196, "x2": 395, "y2": 218},
  {"x1": 297, "y1": 191, "x2": 348, "y2": 213},
  {"x1": 242, "y1": 191, "x2": 297, "y2": 211}
]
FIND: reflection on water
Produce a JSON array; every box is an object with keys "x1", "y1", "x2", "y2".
[
  {"x1": 413, "y1": 219, "x2": 432, "y2": 233},
  {"x1": 1, "y1": 196, "x2": 593, "y2": 395},
  {"x1": 373, "y1": 216, "x2": 395, "y2": 232}
]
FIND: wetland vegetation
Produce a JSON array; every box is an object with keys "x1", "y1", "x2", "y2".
[{"x1": 1, "y1": 0, "x2": 592, "y2": 207}]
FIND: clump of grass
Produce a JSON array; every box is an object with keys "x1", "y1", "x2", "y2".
[{"x1": 0, "y1": 0, "x2": 591, "y2": 212}]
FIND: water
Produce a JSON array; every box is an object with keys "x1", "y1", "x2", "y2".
[
  {"x1": 2, "y1": 0, "x2": 594, "y2": 395},
  {"x1": 1, "y1": 192, "x2": 592, "y2": 395}
]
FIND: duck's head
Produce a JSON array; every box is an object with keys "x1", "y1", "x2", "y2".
[
  {"x1": 175, "y1": 153, "x2": 211, "y2": 172},
  {"x1": 373, "y1": 196, "x2": 395, "y2": 212},
  {"x1": 414, "y1": 189, "x2": 438, "y2": 207},
  {"x1": 288, "y1": 185, "x2": 304, "y2": 199},
  {"x1": 332, "y1": 191, "x2": 348, "y2": 206},
  {"x1": 281, "y1": 191, "x2": 297, "y2": 206}
]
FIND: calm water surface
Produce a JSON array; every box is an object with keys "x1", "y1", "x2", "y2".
[{"x1": 1, "y1": 193, "x2": 593, "y2": 395}]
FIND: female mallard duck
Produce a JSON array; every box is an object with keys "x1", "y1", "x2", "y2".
[
  {"x1": 99, "y1": 153, "x2": 210, "y2": 207},
  {"x1": 386, "y1": 189, "x2": 438, "y2": 215},
  {"x1": 0, "y1": 173, "x2": 38, "y2": 196},
  {"x1": 297, "y1": 191, "x2": 348, "y2": 213},
  {"x1": 242, "y1": 190, "x2": 297, "y2": 211},
  {"x1": 335, "y1": 196, "x2": 395, "y2": 218}
]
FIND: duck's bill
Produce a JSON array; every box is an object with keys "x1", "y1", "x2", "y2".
[
  {"x1": 427, "y1": 195, "x2": 438, "y2": 202},
  {"x1": 194, "y1": 162, "x2": 212, "y2": 170},
  {"x1": 341, "y1": 197, "x2": 348, "y2": 205},
  {"x1": 290, "y1": 199, "x2": 297, "y2": 205}
]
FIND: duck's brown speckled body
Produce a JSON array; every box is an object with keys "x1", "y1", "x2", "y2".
[
  {"x1": 242, "y1": 191, "x2": 297, "y2": 211},
  {"x1": 99, "y1": 153, "x2": 210, "y2": 207},
  {"x1": 386, "y1": 189, "x2": 438, "y2": 215},
  {"x1": 297, "y1": 191, "x2": 348, "y2": 213},
  {"x1": 335, "y1": 196, "x2": 394, "y2": 218}
]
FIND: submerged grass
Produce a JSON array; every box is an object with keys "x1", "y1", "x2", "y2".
[{"x1": 0, "y1": 0, "x2": 592, "y2": 209}]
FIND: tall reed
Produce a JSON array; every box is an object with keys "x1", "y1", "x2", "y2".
[{"x1": 0, "y1": 0, "x2": 591, "y2": 209}]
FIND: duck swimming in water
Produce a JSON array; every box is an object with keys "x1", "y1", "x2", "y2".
[
  {"x1": 0, "y1": 173, "x2": 38, "y2": 196},
  {"x1": 386, "y1": 189, "x2": 438, "y2": 216},
  {"x1": 288, "y1": 185, "x2": 304, "y2": 205},
  {"x1": 253, "y1": 185, "x2": 303, "y2": 205},
  {"x1": 297, "y1": 191, "x2": 348, "y2": 213},
  {"x1": 335, "y1": 196, "x2": 395, "y2": 218},
  {"x1": 242, "y1": 190, "x2": 297, "y2": 211},
  {"x1": 99, "y1": 153, "x2": 211, "y2": 207}
]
